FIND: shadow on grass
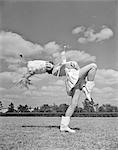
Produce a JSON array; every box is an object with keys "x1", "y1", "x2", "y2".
[
  {"x1": 22, "y1": 125, "x2": 60, "y2": 129},
  {"x1": 21, "y1": 125, "x2": 80, "y2": 130}
]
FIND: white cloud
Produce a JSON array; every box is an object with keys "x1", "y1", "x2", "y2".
[
  {"x1": 24, "y1": 90, "x2": 41, "y2": 97},
  {"x1": 41, "y1": 84, "x2": 65, "y2": 92},
  {"x1": 44, "y1": 41, "x2": 62, "y2": 64},
  {"x1": 0, "y1": 31, "x2": 62, "y2": 72},
  {"x1": 78, "y1": 37, "x2": 88, "y2": 44},
  {"x1": 73, "y1": 25, "x2": 114, "y2": 43},
  {"x1": 93, "y1": 69, "x2": 118, "y2": 105},
  {"x1": 72, "y1": 26, "x2": 86, "y2": 34},
  {"x1": 50, "y1": 50, "x2": 96, "y2": 65},
  {"x1": 33, "y1": 78, "x2": 66, "y2": 98},
  {"x1": 95, "y1": 69, "x2": 118, "y2": 85},
  {"x1": 84, "y1": 28, "x2": 97, "y2": 42},
  {"x1": 44, "y1": 42, "x2": 96, "y2": 65},
  {"x1": 93, "y1": 86, "x2": 118, "y2": 105},
  {"x1": 0, "y1": 71, "x2": 22, "y2": 84},
  {"x1": 5, "y1": 57, "x2": 20, "y2": 64},
  {"x1": 44, "y1": 41, "x2": 61, "y2": 54},
  {"x1": 24, "y1": 83, "x2": 65, "y2": 98},
  {"x1": 94, "y1": 87, "x2": 114, "y2": 94},
  {"x1": 6, "y1": 57, "x2": 24, "y2": 71},
  {"x1": 8, "y1": 64, "x2": 19, "y2": 71},
  {"x1": 0, "y1": 87, "x2": 6, "y2": 91},
  {"x1": 95, "y1": 27, "x2": 113, "y2": 42},
  {"x1": 0, "y1": 72, "x2": 16, "y2": 80},
  {"x1": 66, "y1": 50, "x2": 96, "y2": 63},
  {"x1": 84, "y1": 27, "x2": 113, "y2": 43},
  {"x1": 53, "y1": 79, "x2": 65, "y2": 86},
  {"x1": 0, "y1": 31, "x2": 44, "y2": 58}
]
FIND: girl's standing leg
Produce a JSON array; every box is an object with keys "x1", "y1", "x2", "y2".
[
  {"x1": 60, "y1": 89, "x2": 81, "y2": 133},
  {"x1": 65, "y1": 89, "x2": 80, "y2": 117}
]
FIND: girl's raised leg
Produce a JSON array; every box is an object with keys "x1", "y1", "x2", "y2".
[{"x1": 79, "y1": 63, "x2": 97, "y2": 102}]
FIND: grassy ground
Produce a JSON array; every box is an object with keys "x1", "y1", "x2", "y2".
[{"x1": 0, "y1": 117, "x2": 118, "y2": 150}]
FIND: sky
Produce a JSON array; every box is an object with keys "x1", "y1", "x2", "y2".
[{"x1": 0, "y1": 0, "x2": 118, "y2": 108}]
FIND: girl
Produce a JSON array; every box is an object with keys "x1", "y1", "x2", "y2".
[{"x1": 52, "y1": 54, "x2": 97, "y2": 133}]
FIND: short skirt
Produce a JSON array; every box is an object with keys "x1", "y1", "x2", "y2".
[
  {"x1": 52, "y1": 64, "x2": 84, "y2": 97},
  {"x1": 65, "y1": 68, "x2": 87, "y2": 97},
  {"x1": 65, "y1": 68, "x2": 79, "y2": 96}
]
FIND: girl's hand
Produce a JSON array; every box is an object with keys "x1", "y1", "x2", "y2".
[{"x1": 65, "y1": 61, "x2": 79, "y2": 70}]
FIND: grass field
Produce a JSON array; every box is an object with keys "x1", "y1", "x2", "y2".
[{"x1": 0, "y1": 117, "x2": 118, "y2": 150}]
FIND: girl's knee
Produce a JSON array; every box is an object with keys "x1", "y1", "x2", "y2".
[
  {"x1": 73, "y1": 89, "x2": 80, "y2": 97},
  {"x1": 90, "y1": 63, "x2": 97, "y2": 70}
]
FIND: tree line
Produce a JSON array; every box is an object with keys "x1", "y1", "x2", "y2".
[{"x1": 0, "y1": 100, "x2": 118, "y2": 114}]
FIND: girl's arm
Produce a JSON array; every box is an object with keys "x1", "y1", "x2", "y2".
[{"x1": 65, "y1": 61, "x2": 80, "y2": 70}]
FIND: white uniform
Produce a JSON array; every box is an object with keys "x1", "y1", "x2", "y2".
[
  {"x1": 65, "y1": 68, "x2": 79, "y2": 95},
  {"x1": 65, "y1": 61, "x2": 80, "y2": 96},
  {"x1": 52, "y1": 61, "x2": 80, "y2": 96},
  {"x1": 27, "y1": 60, "x2": 52, "y2": 74}
]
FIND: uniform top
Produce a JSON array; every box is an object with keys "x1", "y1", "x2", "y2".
[
  {"x1": 27, "y1": 60, "x2": 53, "y2": 74},
  {"x1": 52, "y1": 61, "x2": 80, "y2": 76}
]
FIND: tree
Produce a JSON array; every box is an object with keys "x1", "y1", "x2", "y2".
[
  {"x1": 58, "y1": 104, "x2": 69, "y2": 113},
  {"x1": 50, "y1": 103, "x2": 59, "y2": 113},
  {"x1": 112, "y1": 106, "x2": 118, "y2": 112},
  {"x1": 98, "y1": 104, "x2": 118, "y2": 112},
  {"x1": 17, "y1": 104, "x2": 30, "y2": 112},
  {"x1": 39, "y1": 104, "x2": 51, "y2": 112},
  {"x1": 33, "y1": 107, "x2": 40, "y2": 112},
  {"x1": 82, "y1": 98, "x2": 95, "y2": 112},
  {"x1": 105, "y1": 104, "x2": 113, "y2": 112},
  {"x1": 8, "y1": 102, "x2": 15, "y2": 112},
  {"x1": 74, "y1": 106, "x2": 83, "y2": 113},
  {"x1": 0, "y1": 101, "x2": 3, "y2": 110}
]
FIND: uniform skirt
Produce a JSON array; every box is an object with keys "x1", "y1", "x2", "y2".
[
  {"x1": 52, "y1": 65, "x2": 84, "y2": 97},
  {"x1": 65, "y1": 68, "x2": 80, "y2": 96}
]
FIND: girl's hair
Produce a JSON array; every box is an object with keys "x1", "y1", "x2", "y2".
[{"x1": 46, "y1": 68, "x2": 53, "y2": 74}]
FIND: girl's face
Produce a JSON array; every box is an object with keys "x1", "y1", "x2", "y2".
[{"x1": 46, "y1": 62, "x2": 54, "y2": 70}]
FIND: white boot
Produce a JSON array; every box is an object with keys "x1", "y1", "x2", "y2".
[
  {"x1": 60, "y1": 116, "x2": 75, "y2": 133},
  {"x1": 82, "y1": 81, "x2": 95, "y2": 101}
]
